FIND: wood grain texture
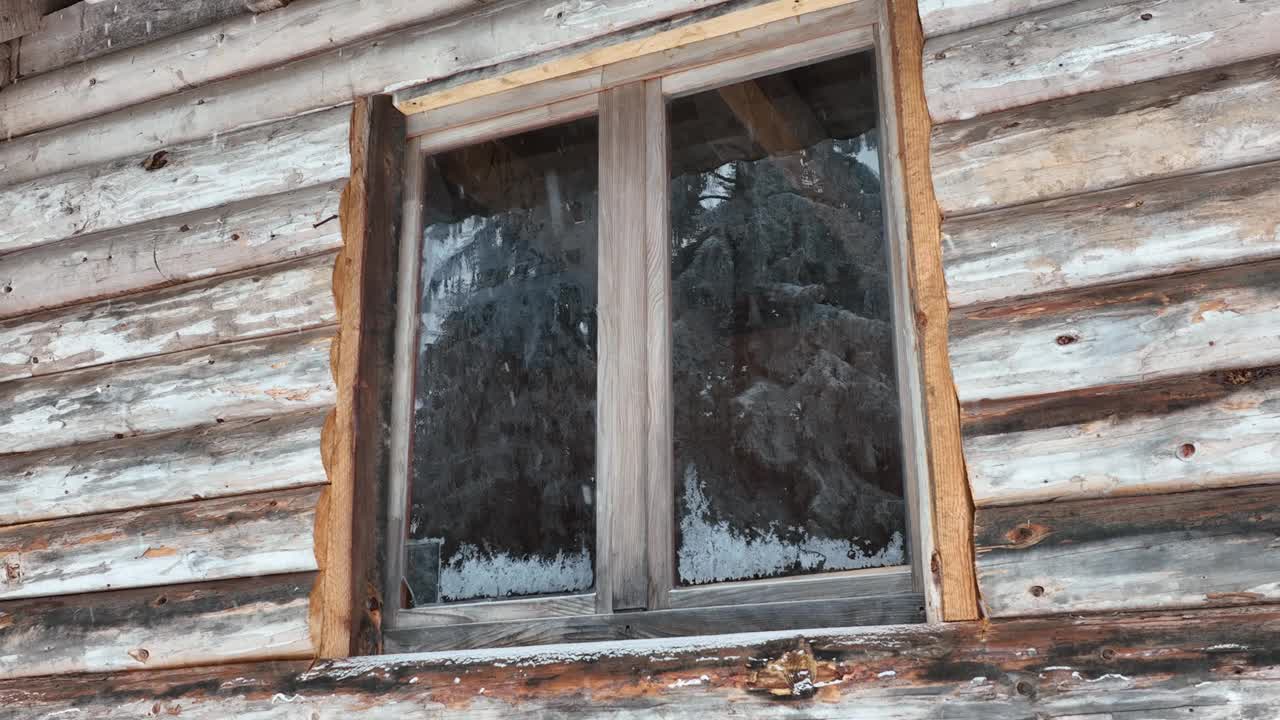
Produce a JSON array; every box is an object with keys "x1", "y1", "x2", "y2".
[
  {"x1": 974, "y1": 484, "x2": 1280, "y2": 617},
  {"x1": 964, "y1": 366, "x2": 1280, "y2": 507},
  {"x1": 923, "y1": 0, "x2": 1280, "y2": 123},
  {"x1": 0, "y1": 253, "x2": 336, "y2": 382},
  {"x1": 949, "y1": 259, "x2": 1280, "y2": 405},
  {"x1": 597, "y1": 82, "x2": 650, "y2": 613},
  {"x1": 15, "y1": 0, "x2": 248, "y2": 79},
  {"x1": 0, "y1": 572, "x2": 314, "y2": 679},
  {"x1": 942, "y1": 160, "x2": 1280, "y2": 309},
  {"x1": 0, "y1": 0, "x2": 737, "y2": 187},
  {"x1": 0, "y1": 0, "x2": 39, "y2": 44},
  {"x1": 4, "y1": 605, "x2": 1280, "y2": 718},
  {"x1": 885, "y1": 0, "x2": 978, "y2": 621},
  {"x1": 0, "y1": 411, "x2": 327, "y2": 525},
  {"x1": 0, "y1": 326, "x2": 335, "y2": 454},
  {"x1": 917, "y1": 0, "x2": 1072, "y2": 37},
  {"x1": 0, "y1": 182, "x2": 344, "y2": 321},
  {"x1": 386, "y1": 595, "x2": 925, "y2": 652},
  {"x1": 0, "y1": 486, "x2": 320, "y2": 601},
  {"x1": 0, "y1": 107, "x2": 349, "y2": 256},
  {"x1": 668, "y1": 566, "x2": 914, "y2": 608},
  {"x1": 316, "y1": 96, "x2": 404, "y2": 659},
  {"x1": 931, "y1": 55, "x2": 1280, "y2": 217},
  {"x1": 394, "y1": 595, "x2": 596, "y2": 629}
]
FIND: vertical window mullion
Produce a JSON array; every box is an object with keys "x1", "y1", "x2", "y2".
[{"x1": 598, "y1": 81, "x2": 652, "y2": 612}]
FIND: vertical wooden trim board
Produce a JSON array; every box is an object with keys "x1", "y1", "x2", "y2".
[
  {"x1": 884, "y1": 0, "x2": 979, "y2": 621},
  {"x1": 317, "y1": 95, "x2": 407, "y2": 658}
]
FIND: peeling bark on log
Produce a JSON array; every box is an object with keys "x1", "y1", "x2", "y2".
[
  {"x1": 0, "y1": 411, "x2": 327, "y2": 525},
  {"x1": 931, "y1": 55, "x2": 1280, "y2": 216},
  {"x1": 923, "y1": 0, "x2": 1280, "y2": 123},
  {"x1": 917, "y1": 0, "x2": 1072, "y2": 37},
  {"x1": 974, "y1": 484, "x2": 1280, "y2": 617},
  {"x1": 949, "y1": 259, "x2": 1280, "y2": 404},
  {"x1": 0, "y1": 182, "x2": 344, "y2": 321},
  {"x1": 0, "y1": 107, "x2": 349, "y2": 255},
  {"x1": 0, "y1": 572, "x2": 314, "y2": 679},
  {"x1": 964, "y1": 366, "x2": 1280, "y2": 507},
  {"x1": 3, "y1": 606, "x2": 1280, "y2": 718},
  {"x1": 0, "y1": 253, "x2": 336, "y2": 381},
  {"x1": 0, "y1": 326, "x2": 336, "y2": 454},
  {"x1": 0, "y1": 486, "x2": 320, "y2": 601},
  {"x1": 941, "y1": 160, "x2": 1280, "y2": 309}
]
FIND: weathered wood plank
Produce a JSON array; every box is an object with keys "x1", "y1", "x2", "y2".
[
  {"x1": 668, "y1": 566, "x2": 913, "y2": 608},
  {"x1": 0, "y1": 485, "x2": 319, "y2": 601},
  {"x1": 942, "y1": 160, "x2": 1280, "y2": 309},
  {"x1": 964, "y1": 366, "x2": 1280, "y2": 507},
  {"x1": 975, "y1": 484, "x2": 1280, "y2": 617},
  {"x1": 924, "y1": 0, "x2": 1280, "y2": 123},
  {"x1": 386, "y1": 595, "x2": 925, "y2": 652},
  {"x1": 0, "y1": 572, "x2": 314, "y2": 679},
  {"x1": 3, "y1": 605, "x2": 1280, "y2": 718},
  {"x1": 917, "y1": 0, "x2": 1071, "y2": 37},
  {"x1": 0, "y1": 410, "x2": 327, "y2": 525},
  {"x1": 0, "y1": 182, "x2": 343, "y2": 321},
  {"x1": 15, "y1": 0, "x2": 249, "y2": 79},
  {"x1": 0, "y1": 253, "x2": 336, "y2": 381},
  {"x1": 0, "y1": 326, "x2": 335, "y2": 454},
  {"x1": 0, "y1": 0, "x2": 739, "y2": 186},
  {"x1": 931, "y1": 55, "x2": 1280, "y2": 216},
  {"x1": 950, "y1": 259, "x2": 1280, "y2": 405},
  {"x1": 0, "y1": 0, "x2": 39, "y2": 44},
  {"x1": 0, "y1": 107, "x2": 349, "y2": 255}
]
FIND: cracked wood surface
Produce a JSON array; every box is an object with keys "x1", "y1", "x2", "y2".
[{"x1": 917, "y1": 0, "x2": 1072, "y2": 37}]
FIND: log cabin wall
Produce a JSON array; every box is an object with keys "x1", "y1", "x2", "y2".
[{"x1": 920, "y1": 0, "x2": 1280, "y2": 617}]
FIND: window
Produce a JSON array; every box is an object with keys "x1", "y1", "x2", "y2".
[{"x1": 382, "y1": 4, "x2": 929, "y2": 651}]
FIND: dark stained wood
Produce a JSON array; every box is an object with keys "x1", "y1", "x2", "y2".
[
  {"x1": 385, "y1": 594, "x2": 926, "y2": 652},
  {"x1": 974, "y1": 484, "x2": 1280, "y2": 617},
  {"x1": 317, "y1": 95, "x2": 404, "y2": 658},
  {"x1": 0, "y1": 572, "x2": 314, "y2": 679},
  {"x1": 4, "y1": 605, "x2": 1280, "y2": 717}
]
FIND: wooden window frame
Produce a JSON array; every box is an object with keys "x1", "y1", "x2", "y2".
[{"x1": 365, "y1": 0, "x2": 968, "y2": 653}]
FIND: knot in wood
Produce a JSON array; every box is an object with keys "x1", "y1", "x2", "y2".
[
  {"x1": 1005, "y1": 523, "x2": 1049, "y2": 548},
  {"x1": 746, "y1": 640, "x2": 821, "y2": 699}
]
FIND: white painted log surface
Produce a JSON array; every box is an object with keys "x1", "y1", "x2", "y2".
[
  {"x1": 0, "y1": 182, "x2": 343, "y2": 320},
  {"x1": 0, "y1": 327, "x2": 335, "y2": 454},
  {"x1": 931, "y1": 55, "x2": 1280, "y2": 216},
  {"x1": 942, "y1": 160, "x2": 1280, "y2": 308},
  {"x1": 0, "y1": 0, "x2": 733, "y2": 186},
  {"x1": 923, "y1": 0, "x2": 1280, "y2": 123},
  {"x1": 0, "y1": 253, "x2": 336, "y2": 381},
  {"x1": 0, "y1": 573, "x2": 315, "y2": 679},
  {"x1": 949, "y1": 262, "x2": 1280, "y2": 404},
  {"x1": 0, "y1": 107, "x2": 349, "y2": 255},
  {"x1": 0, "y1": 486, "x2": 320, "y2": 601},
  {"x1": 965, "y1": 376, "x2": 1280, "y2": 507},
  {"x1": 917, "y1": 0, "x2": 1072, "y2": 37},
  {"x1": 0, "y1": 411, "x2": 327, "y2": 525}
]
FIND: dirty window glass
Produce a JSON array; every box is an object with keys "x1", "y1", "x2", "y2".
[
  {"x1": 668, "y1": 52, "x2": 907, "y2": 586},
  {"x1": 407, "y1": 117, "x2": 599, "y2": 603}
]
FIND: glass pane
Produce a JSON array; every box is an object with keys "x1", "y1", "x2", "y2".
[
  {"x1": 669, "y1": 52, "x2": 907, "y2": 586},
  {"x1": 408, "y1": 117, "x2": 599, "y2": 603}
]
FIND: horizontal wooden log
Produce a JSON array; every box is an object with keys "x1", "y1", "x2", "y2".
[
  {"x1": 942, "y1": 160, "x2": 1280, "y2": 308},
  {"x1": 924, "y1": 0, "x2": 1280, "y2": 123},
  {"x1": 931, "y1": 54, "x2": 1280, "y2": 216},
  {"x1": 0, "y1": 253, "x2": 336, "y2": 381},
  {"x1": 0, "y1": 182, "x2": 343, "y2": 320},
  {"x1": 949, "y1": 259, "x2": 1280, "y2": 404},
  {"x1": 918, "y1": 0, "x2": 1071, "y2": 37},
  {"x1": 3, "y1": 605, "x2": 1280, "y2": 717},
  {"x1": 0, "y1": 572, "x2": 314, "y2": 679},
  {"x1": 0, "y1": 107, "x2": 349, "y2": 255},
  {"x1": 0, "y1": 0, "x2": 739, "y2": 185},
  {"x1": 15, "y1": 0, "x2": 251, "y2": 80},
  {"x1": 386, "y1": 594, "x2": 926, "y2": 652},
  {"x1": 974, "y1": 484, "x2": 1280, "y2": 617},
  {"x1": 0, "y1": 485, "x2": 319, "y2": 601},
  {"x1": 0, "y1": 410, "x2": 327, "y2": 525},
  {"x1": 0, "y1": 326, "x2": 335, "y2": 454},
  {"x1": 964, "y1": 366, "x2": 1280, "y2": 507}
]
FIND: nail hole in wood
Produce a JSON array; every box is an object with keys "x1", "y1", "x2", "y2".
[
  {"x1": 1178, "y1": 443, "x2": 1196, "y2": 460},
  {"x1": 1056, "y1": 334, "x2": 1078, "y2": 346},
  {"x1": 1029, "y1": 585, "x2": 1045, "y2": 597},
  {"x1": 1140, "y1": 12, "x2": 1153, "y2": 20},
  {"x1": 129, "y1": 647, "x2": 150, "y2": 663},
  {"x1": 1015, "y1": 680, "x2": 1034, "y2": 696},
  {"x1": 2, "y1": 286, "x2": 10, "y2": 293},
  {"x1": 179, "y1": 224, "x2": 191, "y2": 232},
  {"x1": 142, "y1": 151, "x2": 169, "y2": 171},
  {"x1": 1101, "y1": 648, "x2": 1117, "y2": 661},
  {"x1": 114, "y1": 433, "x2": 125, "y2": 439}
]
